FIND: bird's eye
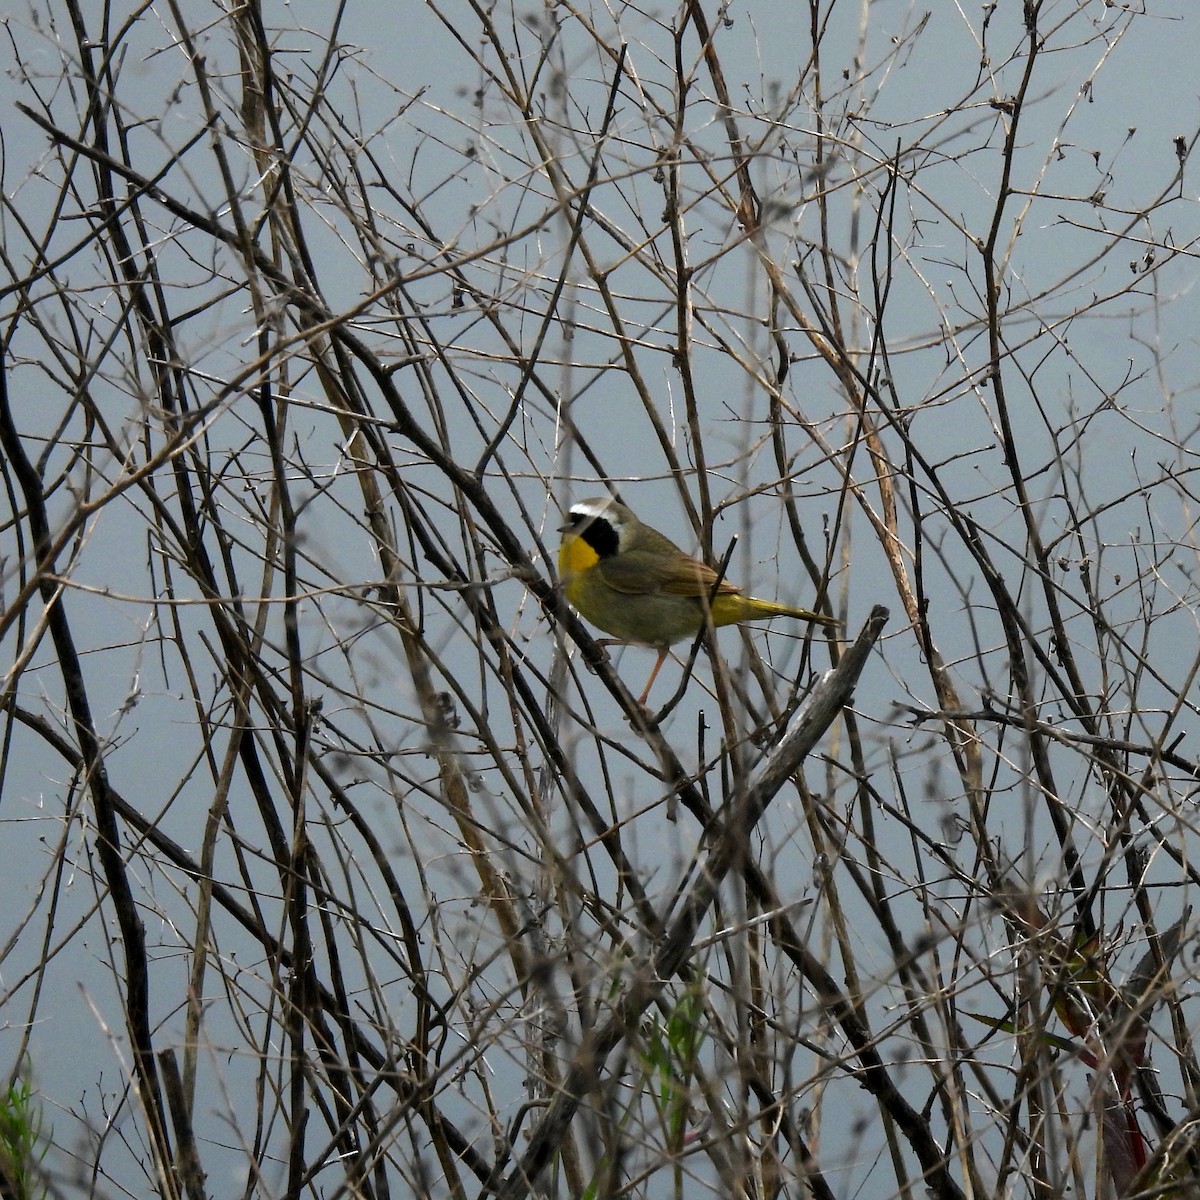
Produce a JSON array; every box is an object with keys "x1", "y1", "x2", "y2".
[{"x1": 575, "y1": 513, "x2": 619, "y2": 557}]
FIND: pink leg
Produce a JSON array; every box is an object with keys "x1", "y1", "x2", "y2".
[{"x1": 637, "y1": 648, "x2": 670, "y2": 707}]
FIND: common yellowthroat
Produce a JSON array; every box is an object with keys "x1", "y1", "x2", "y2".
[{"x1": 558, "y1": 497, "x2": 838, "y2": 705}]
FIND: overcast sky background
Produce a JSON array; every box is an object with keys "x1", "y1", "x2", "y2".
[{"x1": 1, "y1": 1, "x2": 1199, "y2": 1196}]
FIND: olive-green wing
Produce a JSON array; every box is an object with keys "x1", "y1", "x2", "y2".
[{"x1": 598, "y1": 548, "x2": 741, "y2": 598}]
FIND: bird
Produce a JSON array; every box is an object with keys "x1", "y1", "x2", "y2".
[{"x1": 557, "y1": 496, "x2": 838, "y2": 705}]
